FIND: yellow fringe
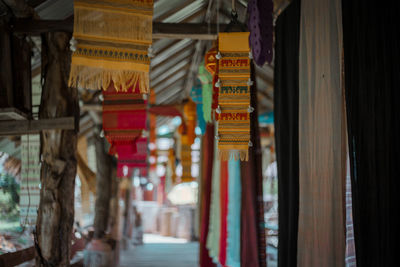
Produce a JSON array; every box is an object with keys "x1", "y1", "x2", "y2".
[
  {"x1": 68, "y1": 65, "x2": 149, "y2": 93},
  {"x1": 218, "y1": 149, "x2": 249, "y2": 161}
]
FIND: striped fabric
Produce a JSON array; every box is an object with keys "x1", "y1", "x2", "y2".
[
  {"x1": 69, "y1": 0, "x2": 153, "y2": 93},
  {"x1": 217, "y1": 32, "x2": 252, "y2": 161}
]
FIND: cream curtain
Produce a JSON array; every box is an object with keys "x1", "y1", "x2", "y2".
[{"x1": 297, "y1": 0, "x2": 346, "y2": 266}]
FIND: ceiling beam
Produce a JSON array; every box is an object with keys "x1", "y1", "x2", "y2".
[
  {"x1": 3, "y1": 0, "x2": 34, "y2": 18},
  {"x1": 0, "y1": 117, "x2": 75, "y2": 136},
  {"x1": 11, "y1": 19, "x2": 230, "y2": 40}
]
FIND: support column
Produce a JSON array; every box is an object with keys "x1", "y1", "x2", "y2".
[
  {"x1": 35, "y1": 32, "x2": 78, "y2": 267},
  {"x1": 93, "y1": 135, "x2": 113, "y2": 239}
]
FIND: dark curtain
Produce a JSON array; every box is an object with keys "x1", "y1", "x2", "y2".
[
  {"x1": 199, "y1": 124, "x2": 215, "y2": 267},
  {"x1": 240, "y1": 63, "x2": 266, "y2": 267},
  {"x1": 273, "y1": 1, "x2": 300, "y2": 266},
  {"x1": 342, "y1": 1, "x2": 400, "y2": 266}
]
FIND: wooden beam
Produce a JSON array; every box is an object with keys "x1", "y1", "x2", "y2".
[
  {"x1": 12, "y1": 19, "x2": 230, "y2": 40},
  {"x1": 0, "y1": 246, "x2": 35, "y2": 267},
  {"x1": 0, "y1": 117, "x2": 75, "y2": 136},
  {"x1": 11, "y1": 16, "x2": 74, "y2": 34},
  {"x1": 153, "y1": 22, "x2": 220, "y2": 40},
  {"x1": 81, "y1": 104, "x2": 102, "y2": 112},
  {"x1": 2, "y1": 0, "x2": 34, "y2": 18}
]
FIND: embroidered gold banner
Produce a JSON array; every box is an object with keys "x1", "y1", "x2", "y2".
[
  {"x1": 217, "y1": 32, "x2": 251, "y2": 161},
  {"x1": 68, "y1": 0, "x2": 153, "y2": 93}
]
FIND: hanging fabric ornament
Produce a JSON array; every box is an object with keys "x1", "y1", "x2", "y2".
[
  {"x1": 102, "y1": 83, "x2": 147, "y2": 155},
  {"x1": 68, "y1": 0, "x2": 153, "y2": 93},
  {"x1": 183, "y1": 98, "x2": 197, "y2": 146},
  {"x1": 248, "y1": 0, "x2": 274, "y2": 66},
  {"x1": 168, "y1": 148, "x2": 177, "y2": 184},
  {"x1": 217, "y1": 32, "x2": 252, "y2": 161},
  {"x1": 205, "y1": 46, "x2": 220, "y2": 113},
  {"x1": 116, "y1": 137, "x2": 148, "y2": 178},
  {"x1": 190, "y1": 79, "x2": 206, "y2": 135},
  {"x1": 198, "y1": 63, "x2": 213, "y2": 123},
  {"x1": 149, "y1": 89, "x2": 157, "y2": 170},
  {"x1": 180, "y1": 134, "x2": 194, "y2": 183}
]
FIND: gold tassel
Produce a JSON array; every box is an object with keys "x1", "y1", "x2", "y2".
[
  {"x1": 68, "y1": 65, "x2": 149, "y2": 93},
  {"x1": 218, "y1": 149, "x2": 249, "y2": 161}
]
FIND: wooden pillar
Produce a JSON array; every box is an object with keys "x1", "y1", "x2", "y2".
[
  {"x1": 35, "y1": 32, "x2": 78, "y2": 267},
  {"x1": 108, "y1": 171, "x2": 120, "y2": 265},
  {"x1": 0, "y1": 19, "x2": 14, "y2": 107},
  {"x1": 93, "y1": 135, "x2": 114, "y2": 239},
  {"x1": 84, "y1": 135, "x2": 116, "y2": 267},
  {"x1": 122, "y1": 177, "x2": 132, "y2": 249}
]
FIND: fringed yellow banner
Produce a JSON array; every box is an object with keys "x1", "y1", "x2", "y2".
[
  {"x1": 217, "y1": 32, "x2": 251, "y2": 161},
  {"x1": 68, "y1": 0, "x2": 153, "y2": 93}
]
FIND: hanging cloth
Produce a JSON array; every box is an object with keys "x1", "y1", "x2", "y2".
[
  {"x1": 297, "y1": 0, "x2": 346, "y2": 265},
  {"x1": 342, "y1": 1, "x2": 400, "y2": 266},
  {"x1": 205, "y1": 46, "x2": 220, "y2": 113},
  {"x1": 206, "y1": 127, "x2": 221, "y2": 263},
  {"x1": 219, "y1": 160, "x2": 229, "y2": 266},
  {"x1": 68, "y1": 0, "x2": 153, "y2": 93},
  {"x1": 274, "y1": 0, "x2": 301, "y2": 266},
  {"x1": 226, "y1": 159, "x2": 241, "y2": 267},
  {"x1": 102, "y1": 83, "x2": 147, "y2": 155},
  {"x1": 240, "y1": 64, "x2": 266, "y2": 267},
  {"x1": 199, "y1": 124, "x2": 216, "y2": 267},
  {"x1": 190, "y1": 78, "x2": 206, "y2": 135},
  {"x1": 198, "y1": 63, "x2": 213, "y2": 123},
  {"x1": 247, "y1": 0, "x2": 274, "y2": 66},
  {"x1": 217, "y1": 32, "x2": 251, "y2": 161}
]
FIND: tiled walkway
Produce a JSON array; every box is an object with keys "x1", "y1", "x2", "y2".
[{"x1": 119, "y1": 234, "x2": 199, "y2": 267}]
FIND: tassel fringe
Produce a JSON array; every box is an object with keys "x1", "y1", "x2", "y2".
[
  {"x1": 218, "y1": 149, "x2": 249, "y2": 161},
  {"x1": 68, "y1": 65, "x2": 149, "y2": 93}
]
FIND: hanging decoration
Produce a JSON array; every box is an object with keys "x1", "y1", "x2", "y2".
[
  {"x1": 190, "y1": 79, "x2": 206, "y2": 135},
  {"x1": 168, "y1": 148, "x2": 177, "y2": 184},
  {"x1": 205, "y1": 46, "x2": 220, "y2": 113},
  {"x1": 216, "y1": 32, "x2": 252, "y2": 161},
  {"x1": 68, "y1": 0, "x2": 153, "y2": 93},
  {"x1": 180, "y1": 134, "x2": 193, "y2": 183},
  {"x1": 116, "y1": 137, "x2": 148, "y2": 178},
  {"x1": 178, "y1": 99, "x2": 197, "y2": 183},
  {"x1": 102, "y1": 83, "x2": 147, "y2": 155},
  {"x1": 198, "y1": 63, "x2": 213, "y2": 124},
  {"x1": 20, "y1": 135, "x2": 41, "y2": 225},
  {"x1": 248, "y1": 0, "x2": 274, "y2": 66},
  {"x1": 183, "y1": 98, "x2": 197, "y2": 146},
  {"x1": 149, "y1": 89, "x2": 157, "y2": 170}
]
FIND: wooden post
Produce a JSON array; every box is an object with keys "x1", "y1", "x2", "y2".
[
  {"x1": 108, "y1": 169, "x2": 120, "y2": 265},
  {"x1": 35, "y1": 32, "x2": 78, "y2": 267},
  {"x1": 0, "y1": 19, "x2": 14, "y2": 108},
  {"x1": 122, "y1": 177, "x2": 132, "y2": 250},
  {"x1": 93, "y1": 134, "x2": 114, "y2": 238},
  {"x1": 84, "y1": 134, "x2": 116, "y2": 267}
]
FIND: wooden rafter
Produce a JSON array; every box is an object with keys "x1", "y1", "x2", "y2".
[
  {"x1": 12, "y1": 18, "x2": 230, "y2": 40},
  {"x1": 0, "y1": 117, "x2": 75, "y2": 136}
]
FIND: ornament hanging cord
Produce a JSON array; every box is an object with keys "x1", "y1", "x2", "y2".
[{"x1": 224, "y1": 0, "x2": 247, "y2": 32}]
